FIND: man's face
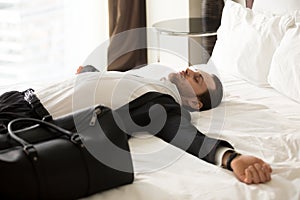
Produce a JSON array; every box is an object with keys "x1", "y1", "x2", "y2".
[{"x1": 168, "y1": 68, "x2": 216, "y2": 100}]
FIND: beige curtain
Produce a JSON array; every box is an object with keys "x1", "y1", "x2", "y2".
[{"x1": 107, "y1": 0, "x2": 147, "y2": 71}]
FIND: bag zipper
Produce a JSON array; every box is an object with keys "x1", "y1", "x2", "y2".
[{"x1": 89, "y1": 108, "x2": 102, "y2": 126}]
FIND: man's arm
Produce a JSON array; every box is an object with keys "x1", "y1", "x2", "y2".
[
  {"x1": 119, "y1": 92, "x2": 229, "y2": 164},
  {"x1": 117, "y1": 92, "x2": 272, "y2": 184}
]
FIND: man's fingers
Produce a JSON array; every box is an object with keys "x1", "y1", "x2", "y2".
[
  {"x1": 244, "y1": 168, "x2": 252, "y2": 184},
  {"x1": 247, "y1": 163, "x2": 272, "y2": 184},
  {"x1": 263, "y1": 163, "x2": 272, "y2": 173},
  {"x1": 254, "y1": 163, "x2": 267, "y2": 183},
  {"x1": 262, "y1": 163, "x2": 272, "y2": 181},
  {"x1": 248, "y1": 165, "x2": 260, "y2": 184},
  {"x1": 76, "y1": 66, "x2": 83, "y2": 74}
]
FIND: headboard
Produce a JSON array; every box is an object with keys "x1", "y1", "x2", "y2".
[{"x1": 246, "y1": 0, "x2": 254, "y2": 8}]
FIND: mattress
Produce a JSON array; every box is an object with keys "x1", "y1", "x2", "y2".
[{"x1": 1, "y1": 64, "x2": 299, "y2": 200}]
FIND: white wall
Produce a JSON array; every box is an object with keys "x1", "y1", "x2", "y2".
[
  {"x1": 146, "y1": 0, "x2": 190, "y2": 67},
  {"x1": 236, "y1": 0, "x2": 245, "y2": 6},
  {"x1": 227, "y1": 0, "x2": 245, "y2": 6},
  {"x1": 64, "y1": 0, "x2": 108, "y2": 74}
]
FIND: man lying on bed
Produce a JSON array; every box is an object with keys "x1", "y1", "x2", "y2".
[{"x1": 36, "y1": 65, "x2": 272, "y2": 185}]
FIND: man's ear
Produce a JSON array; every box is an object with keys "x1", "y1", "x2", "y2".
[{"x1": 182, "y1": 97, "x2": 203, "y2": 110}]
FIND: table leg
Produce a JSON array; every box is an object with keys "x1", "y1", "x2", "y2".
[{"x1": 156, "y1": 30, "x2": 160, "y2": 62}]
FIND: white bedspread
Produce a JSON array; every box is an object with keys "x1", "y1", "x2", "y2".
[
  {"x1": 1, "y1": 64, "x2": 299, "y2": 200},
  {"x1": 83, "y1": 66, "x2": 300, "y2": 200}
]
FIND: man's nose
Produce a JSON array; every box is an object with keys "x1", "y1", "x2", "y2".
[{"x1": 186, "y1": 68, "x2": 195, "y2": 76}]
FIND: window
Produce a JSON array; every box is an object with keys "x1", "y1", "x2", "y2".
[
  {"x1": 0, "y1": 0, "x2": 64, "y2": 85},
  {"x1": 0, "y1": 0, "x2": 108, "y2": 85},
  {"x1": 0, "y1": 0, "x2": 64, "y2": 64}
]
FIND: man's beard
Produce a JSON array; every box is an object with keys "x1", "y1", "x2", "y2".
[{"x1": 168, "y1": 73, "x2": 197, "y2": 99}]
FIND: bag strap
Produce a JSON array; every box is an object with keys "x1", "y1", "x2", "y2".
[
  {"x1": 23, "y1": 89, "x2": 50, "y2": 119},
  {"x1": 7, "y1": 118, "x2": 83, "y2": 161},
  {"x1": 8, "y1": 117, "x2": 85, "y2": 199}
]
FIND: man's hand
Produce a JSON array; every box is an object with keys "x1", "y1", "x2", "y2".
[{"x1": 231, "y1": 154, "x2": 272, "y2": 184}]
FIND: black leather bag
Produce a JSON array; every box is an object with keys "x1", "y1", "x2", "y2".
[
  {"x1": 0, "y1": 105, "x2": 134, "y2": 200},
  {"x1": 0, "y1": 88, "x2": 50, "y2": 150}
]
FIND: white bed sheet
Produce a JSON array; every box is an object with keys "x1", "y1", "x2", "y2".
[
  {"x1": 1, "y1": 64, "x2": 300, "y2": 200},
  {"x1": 83, "y1": 66, "x2": 300, "y2": 200}
]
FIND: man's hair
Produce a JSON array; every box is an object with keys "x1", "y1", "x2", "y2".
[{"x1": 197, "y1": 75, "x2": 223, "y2": 111}]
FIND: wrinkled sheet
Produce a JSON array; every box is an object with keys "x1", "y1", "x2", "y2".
[
  {"x1": 1, "y1": 65, "x2": 299, "y2": 200},
  {"x1": 84, "y1": 68, "x2": 300, "y2": 200}
]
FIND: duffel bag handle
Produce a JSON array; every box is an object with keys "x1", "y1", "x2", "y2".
[{"x1": 7, "y1": 118, "x2": 83, "y2": 161}]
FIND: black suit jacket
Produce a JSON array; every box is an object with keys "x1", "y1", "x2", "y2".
[{"x1": 115, "y1": 92, "x2": 233, "y2": 165}]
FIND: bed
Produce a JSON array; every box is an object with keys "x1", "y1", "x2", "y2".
[
  {"x1": 1, "y1": 0, "x2": 300, "y2": 199},
  {"x1": 79, "y1": 69, "x2": 300, "y2": 200}
]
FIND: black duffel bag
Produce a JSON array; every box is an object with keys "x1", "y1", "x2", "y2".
[
  {"x1": 0, "y1": 105, "x2": 134, "y2": 200},
  {"x1": 0, "y1": 88, "x2": 50, "y2": 150}
]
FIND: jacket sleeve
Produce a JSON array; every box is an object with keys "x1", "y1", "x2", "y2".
[{"x1": 116, "y1": 92, "x2": 233, "y2": 165}]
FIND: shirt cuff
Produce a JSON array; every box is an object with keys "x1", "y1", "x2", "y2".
[{"x1": 215, "y1": 147, "x2": 234, "y2": 166}]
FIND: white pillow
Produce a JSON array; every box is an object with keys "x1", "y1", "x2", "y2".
[
  {"x1": 253, "y1": 0, "x2": 300, "y2": 15},
  {"x1": 210, "y1": 0, "x2": 294, "y2": 86},
  {"x1": 268, "y1": 23, "x2": 300, "y2": 103}
]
